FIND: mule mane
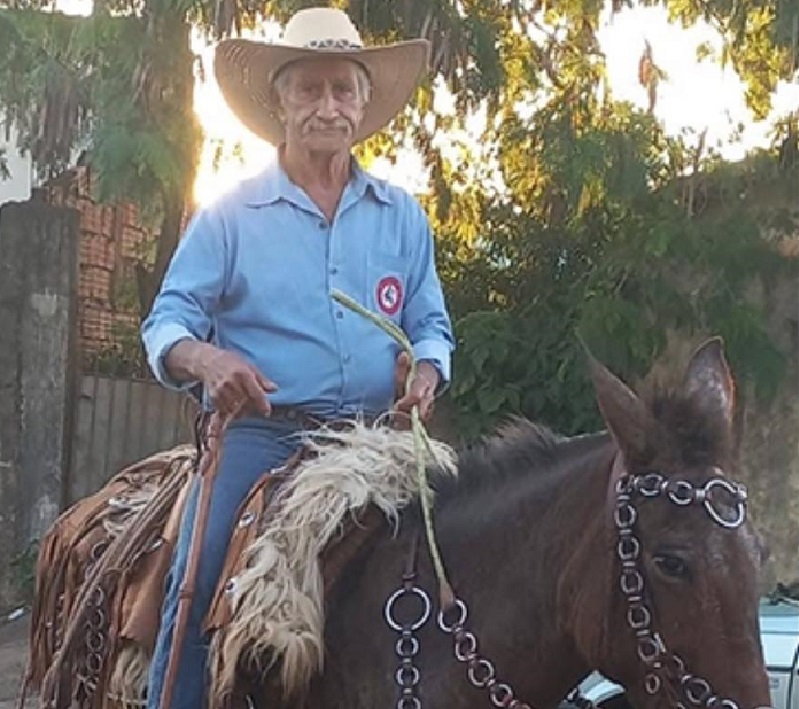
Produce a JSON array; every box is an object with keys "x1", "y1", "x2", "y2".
[{"x1": 434, "y1": 418, "x2": 607, "y2": 505}]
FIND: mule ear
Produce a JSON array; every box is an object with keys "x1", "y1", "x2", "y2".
[
  {"x1": 682, "y1": 337, "x2": 735, "y2": 429},
  {"x1": 585, "y1": 350, "x2": 652, "y2": 460}
]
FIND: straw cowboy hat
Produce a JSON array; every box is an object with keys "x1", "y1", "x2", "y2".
[{"x1": 214, "y1": 7, "x2": 430, "y2": 145}]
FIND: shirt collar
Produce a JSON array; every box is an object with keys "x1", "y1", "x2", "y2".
[{"x1": 243, "y1": 155, "x2": 393, "y2": 209}]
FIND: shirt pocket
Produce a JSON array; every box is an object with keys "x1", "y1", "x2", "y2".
[{"x1": 367, "y1": 252, "x2": 408, "y2": 324}]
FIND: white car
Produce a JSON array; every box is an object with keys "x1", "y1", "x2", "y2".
[{"x1": 572, "y1": 595, "x2": 799, "y2": 709}]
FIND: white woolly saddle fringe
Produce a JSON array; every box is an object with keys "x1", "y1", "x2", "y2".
[{"x1": 208, "y1": 422, "x2": 457, "y2": 699}]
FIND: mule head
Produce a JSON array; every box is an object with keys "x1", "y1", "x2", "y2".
[{"x1": 587, "y1": 337, "x2": 771, "y2": 709}]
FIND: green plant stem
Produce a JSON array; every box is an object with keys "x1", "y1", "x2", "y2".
[{"x1": 331, "y1": 289, "x2": 454, "y2": 605}]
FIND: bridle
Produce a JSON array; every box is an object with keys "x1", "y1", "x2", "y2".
[
  {"x1": 612, "y1": 466, "x2": 748, "y2": 709},
  {"x1": 383, "y1": 457, "x2": 753, "y2": 709}
]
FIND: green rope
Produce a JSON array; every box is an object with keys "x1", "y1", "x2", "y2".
[{"x1": 331, "y1": 289, "x2": 454, "y2": 605}]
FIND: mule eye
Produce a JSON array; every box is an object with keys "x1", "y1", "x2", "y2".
[{"x1": 653, "y1": 553, "x2": 690, "y2": 579}]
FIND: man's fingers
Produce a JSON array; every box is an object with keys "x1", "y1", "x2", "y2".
[
  {"x1": 213, "y1": 387, "x2": 238, "y2": 417},
  {"x1": 254, "y1": 368, "x2": 279, "y2": 393},
  {"x1": 419, "y1": 396, "x2": 435, "y2": 421},
  {"x1": 242, "y1": 374, "x2": 271, "y2": 416},
  {"x1": 394, "y1": 351, "x2": 412, "y2": 390}
]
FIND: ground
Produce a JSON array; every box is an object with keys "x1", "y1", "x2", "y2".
[{"x1": 0, "y1": 614, "x2": 34, "y2": 709}]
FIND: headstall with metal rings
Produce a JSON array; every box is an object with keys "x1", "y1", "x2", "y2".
[
  {"x1": 383, "y1": 462, "x2": 755, "y2": 709},
  {"x1": 613, "y1": 468, "x2": 748, "y2": 709}
]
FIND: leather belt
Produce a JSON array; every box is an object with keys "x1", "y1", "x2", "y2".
[{"x1": 268, "y1": 405, "x2": 379, "y2": 430}]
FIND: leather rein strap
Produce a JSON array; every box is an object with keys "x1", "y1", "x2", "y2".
[{"x1": 157, "y1": 412, "x2": 224, "y2": 709}]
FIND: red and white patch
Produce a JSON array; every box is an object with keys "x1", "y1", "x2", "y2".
[{"x1": 375, "y1": 276, "x2": 403, "y2": 316}]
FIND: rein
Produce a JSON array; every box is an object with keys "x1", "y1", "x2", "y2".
[{"x1": 383, "y1": 454, "x2": 752, "y2": 709}]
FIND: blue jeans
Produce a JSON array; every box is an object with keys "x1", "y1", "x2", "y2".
[{"x1": 147, "y1": 418, "x2": 303, "y2": 709}]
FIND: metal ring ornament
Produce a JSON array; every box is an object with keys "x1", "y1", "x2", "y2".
[
  {"x1": 703, "y1": 479, "x2": 746, "y2": 529},
  {"x1": 636, "y1": 634, "x2": 662, "y2": 664},
  {"x1": 87, "y1": 607, "x2": 105, "y2": 630},
  {"x1": 627, "y1": 603, "x2": 652, "y2": 630},
  {"x1": 618, "y1": 535, "x2": 641, "y2": 561},
  {"x1": 614, "y1": 502, "x2": 637, "y2": 529},
  {"x1": 397, "y1": 696, "x2": 422, "y2": 709},
  {"x1": 395, "y1": 665, "x2": 420, "y2": 687},
  {"x1": 85, "y1": 631, "x2": 105, "y2": 653},
  {"x1": 669, "y1": 653, "x2": 687, "y2": 675},
  {"x1": 668, "y1": 480, "x2": 696, "y2": 506},
  {"x1": 454, "y1": 631, "x2": 478, "y2": 661},
  {"x1": 396, "y1": 635, "x2": 419, "y2": 658},
  {"x1": 621, "y1": 568, "x2": 644, "y2": 595},
  {"x1": 437, "y1": 598, "x2": 468, "y2": 633},
  {"x1": 385, "y1": 587, "x2": 432, "y2": 633},
  {"x1": 715, "y1": 700, "x2": 739, "y2": 709},
  {"x1": 85, "y1": 651, "x2": 103, "y2": 675},
  {"x1": 238, "y1": 511, "x2": 256, "y2": 528},
  {"x1": 468, "y1": 658, "x2": 496, "y2": 688},
  {"x1": 490, "y1": 683, "x2": 514, "y2": 707},
  {"x1": 637, "y1": 473, "x2": 665, "y2": 497},
  {"x1": 683, "y1": 676, "x2": 712, "y2": 705},
  {"x1": 645, "y1": 673, "x2": 662, "y2": 695}
]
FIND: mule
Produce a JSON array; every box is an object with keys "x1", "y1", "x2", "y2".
[
  {"x1": 27, "y1": 338, "x2": 771, "y2": 709},
  {"x1": 242, "y1": 338, "x2": 770, "y2": 709}
]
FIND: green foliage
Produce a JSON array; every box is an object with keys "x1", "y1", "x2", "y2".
[
  {"x1": 0, "y1": 9, "x2": 91, "y2": 176},
  {"x1": 84, "y1": 319, "x2": 149, "y2": 376},
  {"x1": 440, "y1": 103, "x2": 797, "y2": 438}
]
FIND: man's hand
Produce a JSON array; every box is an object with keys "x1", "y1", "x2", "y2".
[
  {"x1": 201, "y1": 349, "x2": 278, "y2": 417},
  {"x1": 165, "y1": 341, "x2": 277, "y2": 418},
  {"x1": 393, "y1": 352, "x2": 439, "y2": 429}
]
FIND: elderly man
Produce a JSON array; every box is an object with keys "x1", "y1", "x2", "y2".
[{"x1": 141, "y1": 6, "x2": 454, "y2": 708}]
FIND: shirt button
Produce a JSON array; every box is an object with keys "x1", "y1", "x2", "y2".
[
  {"x1": 319, "y1": 221, "x2": 327, "y2": 229},
  {"x1": 329, "y1": 266, "x2": 338, "y2": 275},
  {"x1": 343, "y1": 354, "x2": 351, "y2": 363},
  {"x1": 336, "y1": 311, "x2": 343, "y2": 319}
]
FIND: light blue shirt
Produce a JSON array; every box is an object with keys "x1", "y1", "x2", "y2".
[{"x1": 141, "y1": 158, "x2": 455, "y2": 417}]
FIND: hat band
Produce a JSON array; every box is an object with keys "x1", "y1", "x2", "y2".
[{"x1": 304, "y1": 38, "x2": 363, "y2": 49}]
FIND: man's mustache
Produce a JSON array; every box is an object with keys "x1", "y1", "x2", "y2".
[{"x1": 305, "y1": 117, "x2": 354, "y2": 132}]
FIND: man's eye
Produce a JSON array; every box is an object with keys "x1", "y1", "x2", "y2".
[
  {"x1": 297, "y1": 84, "x2": 319, "y2": 98},
  {"x1": 334, "y1": 84, "x2": 356, "y2": 98}
]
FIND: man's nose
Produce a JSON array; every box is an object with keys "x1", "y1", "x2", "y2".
[{"x1": 316, "y1": 85, "x2": 339, "y2": 117}]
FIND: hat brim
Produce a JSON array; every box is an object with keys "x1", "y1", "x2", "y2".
[{"x1": 214, "y1": 39, "x2": 430, "y2": 145}]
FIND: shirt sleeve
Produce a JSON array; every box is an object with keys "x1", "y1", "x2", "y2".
[
  {"x1": 140, "y1": 205, "x2": 228, "y2": 390},
  {"x1": 401, "y1": 197, "x2": 456, "y2": 390}
]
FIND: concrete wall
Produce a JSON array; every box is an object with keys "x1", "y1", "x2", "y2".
[
  {"x1": 738, "y1": 271, "x2": 799, "y2": 590},
  {"x1": 0, "y1": 201, "x2": 78, "y2": 608}
]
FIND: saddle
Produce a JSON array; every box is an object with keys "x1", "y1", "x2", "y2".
[{"x1": 23, "y1": 427, "x2": 391, "y2": 709}]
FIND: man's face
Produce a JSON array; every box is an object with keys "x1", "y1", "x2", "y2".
[{"x1": 276, "y1": 57, "x2": 368, "y2": 154}]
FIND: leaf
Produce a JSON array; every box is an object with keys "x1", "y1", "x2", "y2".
[{"x1": 478, "y1": 386, "x2": 507, "y2": 414}]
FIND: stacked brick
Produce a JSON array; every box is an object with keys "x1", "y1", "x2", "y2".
[{"x1": 37, "y1": 167, "x2": 151, "y2": 375}]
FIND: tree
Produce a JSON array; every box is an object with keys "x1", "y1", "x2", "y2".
[{"x1": 0, "y1": 0, "x2": 796, "y2": 424}]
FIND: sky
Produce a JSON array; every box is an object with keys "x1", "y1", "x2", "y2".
[{"x1": 1, "y1": 1, "x2": 797, "y2": 207}]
